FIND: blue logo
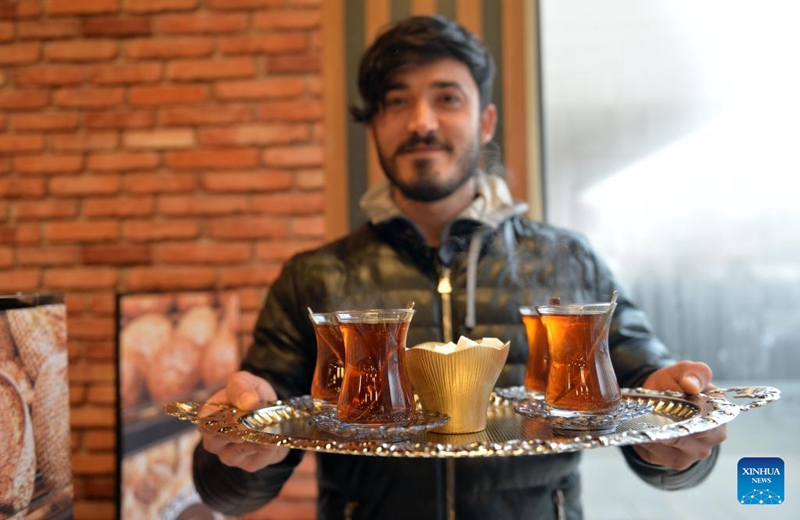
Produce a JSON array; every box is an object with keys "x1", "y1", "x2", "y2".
[{"x1": 738, "y1": 457, "x2": 784, "y2": 505}]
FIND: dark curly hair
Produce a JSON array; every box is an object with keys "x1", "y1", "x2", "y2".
[{"x1": 350, "y1": 15, "x2": 496, "y2": 123}]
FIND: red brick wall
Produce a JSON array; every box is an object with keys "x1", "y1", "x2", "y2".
[{"x1": 1, "y1": 0, "x2": 323, "y2": 518}]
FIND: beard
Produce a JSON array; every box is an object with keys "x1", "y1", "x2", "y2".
[{"x1": 378, "y1": 133, "x2": 482, "y2": 202}]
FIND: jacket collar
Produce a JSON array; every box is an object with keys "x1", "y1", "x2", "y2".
[
  {"x1": 361, "y1": 172, "x2": 529, "y2": 335},
  {"x1": 359, "y1": 172, "x2": 529, "y2": 234}
]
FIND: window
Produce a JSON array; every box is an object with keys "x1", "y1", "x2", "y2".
[{"x1": 541, "y1": 0, "x2": 800, "y2": 382}]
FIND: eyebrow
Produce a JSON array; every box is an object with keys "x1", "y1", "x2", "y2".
[{"x1": 384, "y1": 80, "x2": 467, "y2": 94}]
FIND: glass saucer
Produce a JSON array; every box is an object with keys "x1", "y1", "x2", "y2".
[
  {"x1": 494, "y1": 386, "x2": 545, "y2": 401},
  {"x1": 515, "y1": 398, "x2": 654, "y2": 434},
  {"x1": 310, "y1": 409, "x2": 450, "y2": 442}
]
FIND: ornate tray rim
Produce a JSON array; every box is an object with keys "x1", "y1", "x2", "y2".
[{"x1": 164, "y1": 386, "x2": 780, "y2": 458}]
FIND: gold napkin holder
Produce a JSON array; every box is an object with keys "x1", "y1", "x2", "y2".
[{"x1": 406, "y1": 337, "x2": 510, "y2": 434}]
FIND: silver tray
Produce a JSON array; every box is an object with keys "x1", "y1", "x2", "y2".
[{"x1": 164, "y1": 386, "x2": 779, "y2": 458}]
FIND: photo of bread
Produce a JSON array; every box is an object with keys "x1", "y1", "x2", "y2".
[
  {"x1": 118, "y1": 292, "x2": 240, "y2": 414},
  {"x1": 0, "y1": 300, "x2": 74, "y2": 520},
  {"x1": 121, "y1": 430, "x2": 223, "y2": 520},
  {"x1": 5, "y1": 304, "x2": 67, "y2": 384},
  {"x1": 146, "y1": 335, "x2": 202, "y2": 404},
  {"x1": 0, "y1": 314, "x2": 15, "y2": 361},
  {"x1": 32, "y1": 352, "x2": 72, "y2": 493},
  {"x1": 120, "y1": 313, "x2": 172, "y2": 412},
  {"x1": 201, "y1": 297, "x2": 240, "y2": 391},
  {"x1": 0, "y1": 357, "x2": 34, "y2": 406},
  {"x1": 175, "y1": 305, "x2": 218, "y2": 350},
  {"x1": 118, "y1": 291, "x2": 240, "y2": 520},
  {"x1": 120, "y1": 294, "x2": 174, "y2": 319},
  {"x1": 0, "y1": 371, "x2": 36, "y2": 515}
]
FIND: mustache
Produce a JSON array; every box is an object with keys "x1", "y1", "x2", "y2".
[{"x1": 394, "y1": 133, "x2": 452, "y2": 155}]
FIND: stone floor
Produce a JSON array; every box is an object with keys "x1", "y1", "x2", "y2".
[{"x1": 581, "y1": 379, "x2": 799, "y2": 520}]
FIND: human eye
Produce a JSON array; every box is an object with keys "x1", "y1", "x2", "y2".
[
  {"x1": 438, "y1": 91, "x2": 463, "y2": 108},
  {"x1": 383, "y1": 94, "x2": 407, "y2": 110}
]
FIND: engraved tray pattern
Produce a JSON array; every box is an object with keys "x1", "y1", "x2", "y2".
[{"x1": 164, "y1": 386, "x2": 780, "y2": 458}]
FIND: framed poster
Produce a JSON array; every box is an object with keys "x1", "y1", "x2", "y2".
[
  {"x1": 1, "y1": 293, "x2": 74, "y2": 520},
  {"x1": 117, "y1": 291, "x2": 240, "y2": 520}
]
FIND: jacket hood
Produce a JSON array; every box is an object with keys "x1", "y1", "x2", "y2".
[{"x1": 359, "y1": 172, "x2": 529, "y2": 231}]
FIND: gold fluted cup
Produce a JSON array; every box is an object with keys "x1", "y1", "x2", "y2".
[{"x1": 406, "y1": 336, "x2": 510, "y2": 434}]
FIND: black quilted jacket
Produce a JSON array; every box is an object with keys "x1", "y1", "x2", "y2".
[{"x1": 193, "y1": 174, "x2": 719, "y2": 520}]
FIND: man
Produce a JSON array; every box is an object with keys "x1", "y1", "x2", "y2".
[{"x1": 193, "y1": 15, "x2": 726, "y2": 520}]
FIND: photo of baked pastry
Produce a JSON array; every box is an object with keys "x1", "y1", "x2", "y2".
[
  {"x1": 121, "y1": 429, "x2": 226, "y2": 520},
  {"x1": 0, "y1": 298, "x2": 73, "y2": 520},
  {"x1": 117, "y1": 291, "x2": 240, "y2": 520},
  {"x1": 118, "y1": 291, "x2": 240, "y2": 417}
]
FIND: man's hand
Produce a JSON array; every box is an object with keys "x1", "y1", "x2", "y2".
[
  {"x1": 198, "y1": 371, "x2": 290, "y2": 472},
  {"x1": 633, "y1": 361, "x2": 727, "y2": 470}
]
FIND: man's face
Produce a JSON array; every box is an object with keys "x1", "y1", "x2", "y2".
[{"x1": 368, "y1": 59, "x2": 497, "y2": 202}]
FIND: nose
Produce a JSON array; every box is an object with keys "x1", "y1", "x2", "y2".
[{"x1": 407, "y1": 100, "x2": 438, "y2": 136}]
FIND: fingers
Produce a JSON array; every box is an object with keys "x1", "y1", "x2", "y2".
[
  {"x1": 633, "y1": 425, "x2": 727, "y2": 470},
  {"x1": 645, "y1": 361, "x2": 714, "y2": 394},
  {"x1": 696, "y1": 424, "x2": 728, "y2": 445},
  {"x1": 226, "y1": 371, "x2": 279, "y2": 409},
  {"x1": 202, "y1": 428, "x2": 243, "y2": 453},
  {"x1": 206, "y1": 436, "x2": 290, "y2": 472},
  {"x1": 199, "y1": 388, "x2": 229, "y2": 418},
  {"x1": 196, "y1": 371, "x2": 282, "y2": 468},
  {"x1": 638, "y1": 361, "x2": 726, "y2": 471},
  {"x1": 678, "y1": 362, "x2": 712, "y2": 393},
  {"x1": 634, "y1": 437, "x2": 712, "y2": 471},
  {"x1": 194, "y1": 371, "x2": 288, "y2": 472},
  {"x1": 634, "y1": 442, "x2": 702, "y2": 471},
  {"x1": 199, "y1": 371, "x2": 278, "y2": 413}
]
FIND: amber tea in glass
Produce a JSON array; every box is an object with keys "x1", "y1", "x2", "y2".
[
  {"x1": 334, "y1": 308, "x2": 415, "y2": 424},
  {"x1": 519, "y1": 306, "x2": 549, "y2": 393},
  {"x1": 309, "y1": 312, "x2": 345, "y2": 403},
  {"x1": 536, "y1": 302, "x2": 620, "y2": 414}
]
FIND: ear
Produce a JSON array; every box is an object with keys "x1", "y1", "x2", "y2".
[
  {"x1": 479, "y1": 103, "x2": 497, "y2": 145},
  {"x1": 367, "y1": 120, "x2": 378, "y2": 142}
]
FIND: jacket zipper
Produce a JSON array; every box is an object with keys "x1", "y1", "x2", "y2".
[
  {"x1": 437, "y1": 267, "x2": 453, "y2": 343},
  {"x1": 554, "y1": 489, "x2": 566, "y2": 520},
  {"x1": 445, "y1": 458, "x2": 455, "y2": 520},
  {"x1": 437, "y1": 266, "x2": 456, "y2": 520},
  {"x1": 344, "y1": 500, "x2": 357, "y2": 520}
]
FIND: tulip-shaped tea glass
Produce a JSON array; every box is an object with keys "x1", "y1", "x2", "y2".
[
  {"x1": 308, "y1": 311, "x2": 345, "y2": 403},
  {"x1": 519, "y1": 306, "x2": 549, "y2": 394},
  {"x1": 536, "y1": 301, "x2": 620, "y2": 418},
  {"x1": 334, "y1": 308, "x2": 416, "y2": 424}
]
